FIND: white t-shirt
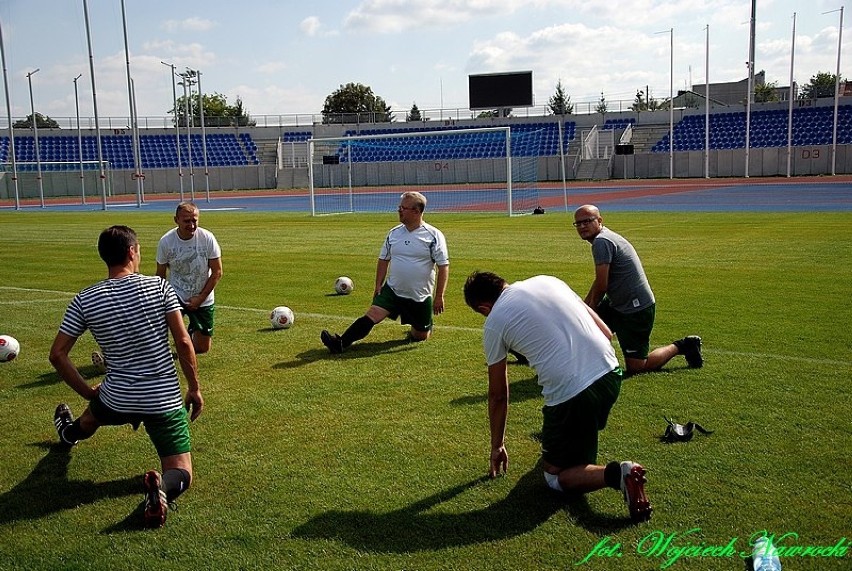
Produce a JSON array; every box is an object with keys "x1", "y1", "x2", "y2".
[
  {"x1": 156, "y1": 226, "x2": 221, "y2": 306},
  {"x1": 379, "y1": 222, "x2": 449, "y2": 302},
  {"x1": 483, "y1": 275, "x2": 619, "y2": 406}
]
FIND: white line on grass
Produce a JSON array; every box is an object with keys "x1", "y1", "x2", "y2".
[{"x1": 3, "y1": 286, "x2": 849, "y2": 368}]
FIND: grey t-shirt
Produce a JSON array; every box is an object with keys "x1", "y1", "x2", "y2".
[{"x1": 591, "y1": 226, "x2": 655, "y2": 314}]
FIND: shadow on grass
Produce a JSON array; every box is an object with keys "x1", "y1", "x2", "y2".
[
  {"x1": 272, "y1": 338, "x2": 416, "y2": 369},
  {"x1": 449, "y1": 374, "x2": 541, "y2": 406},
  {"x1": 291, "y1": 462, "x2": 635, "y2": 552},
  {"x1": 19, "y1": 366, "x2": 103, "y2": 390},
  {"x1": 0, "y1": 442, "x2": 142, "y2": 531}
]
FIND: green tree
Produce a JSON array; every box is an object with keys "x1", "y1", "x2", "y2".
[
  {"x1": 548, "y1": 79, "x2": 573, "y2": 115},
  {"x1": 406, "y1": 102, "x2": 422, "y2": 122},
  {"x1": 322, "y1": 82, "x2": 392, "y2": 124},
  {"x1": 171, "y1": 92, "x2": 253, "y2": 127},
  {"x1": 595, "y1": 92, "x2": 607, "y2": 117},
  {"x1": 800, "y1": 71, "x2": 843, "y2": 100},
  {"x1": 13, "y1": 112, "x2": 60, "y2": 129},
  {"x1": 754, "y1": 81, "x2": 779, "y2": 103},
  {"x1": 631, "y1": 89, "x2": 661, "y2": 112}
]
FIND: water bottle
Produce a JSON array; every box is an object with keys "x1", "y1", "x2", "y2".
[{"x1": 752, "y1": 537, "x2": 781, "y2": 571}]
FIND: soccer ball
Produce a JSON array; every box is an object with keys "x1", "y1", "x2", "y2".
[
  {"x1": 334, "y1": 276, "x2": 354, "y2": 295},
  {"x1": 270, "y1": 306, "x2": 295, "y2": 329},
  {"x1": 0, "y1": 335, "x2": 20, "y2": 362}
]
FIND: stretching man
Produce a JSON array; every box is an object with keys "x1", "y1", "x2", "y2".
[
  {"x1": 574, "y1": 204, "x2": 702, "y2": 376},
  {"x1": 50, "y1": 225, "x2": 203, "y2": 529},
  {"x1": 464, "y1": 271, "x2": 651, "y2": 522},
  {"x1": 321, "y1": 191, "x2": 449, "y2": 353}
]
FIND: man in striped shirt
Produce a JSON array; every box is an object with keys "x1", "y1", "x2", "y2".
[{"x1": 49, "y1": 225, "x2": 204, "y2": 529}]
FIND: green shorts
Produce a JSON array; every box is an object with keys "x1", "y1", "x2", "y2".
[
  {"x1": 540, "y1": 368, "x2": 622, "y2": 468},
  {"x1": 88, "y1": 395, "x2": 192, "y2": 458},
  {"x1": 596, "y1": 298, "x2": 655, "y2": 360},
  {"x1": 372, "y1": 284, "x2": 433, "y2": 332},
  {"x1": 184, "y1": 304, "x2": 215, "y2": 337}
]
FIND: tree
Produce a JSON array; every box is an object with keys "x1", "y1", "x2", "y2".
[
  {"x1": 548, "y1": 79, "x2": 573, "y2": 115},
  {"x1": 631, "y1": 89, "x2": 661, "y2": 112},
  {"x1": 595, "y1": 92, "x2": 607, "y2": 117},
  {"x1": 406, "y1": 102, "x2": 422, "y2": 122},
  {"x1": 170, "y1": 92, "x2": 254, "y2": 127},
  {"x1": 13, "y1": 113, "x2": 60, "y2": 129},
  {"x1": 800, "y1": 71, "x2": 843, "y2": 100},
  {"x1": 476, "y1": 108, "x2": 512, "y2": 119},
  {"x1": 321, "y1": 82, "x2": 392, "y2": 124},
  {"x1": 754, "y1": 81, "x2": 779, "y2": 103}
]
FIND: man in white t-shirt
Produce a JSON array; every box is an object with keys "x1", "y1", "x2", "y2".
[
  {"x1": 463, "y1": 271, "x2": 652, "y2": 522},
  {"x1": 156, "y1": 201, "x2": 223, "y2": 354},
  {"x1": 321, "y1": 191, "x2": 449, "y2": 354}
]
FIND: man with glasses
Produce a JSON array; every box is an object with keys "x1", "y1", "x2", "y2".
[
  {"x1": 573, "y1": 204, "x2": 702, "y2": 376},
  {"x1": 320, "y1": 191, "x2": 449, "y2": 354}
]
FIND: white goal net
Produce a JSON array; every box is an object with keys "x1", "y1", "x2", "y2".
[
  {"x1": 0, "y1": 161, "x2": 112, "y2": 205},
  {"x1": 307, "y1": 126, "x2": 543, "y2": 216}
]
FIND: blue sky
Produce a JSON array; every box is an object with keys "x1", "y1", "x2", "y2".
[{"x1": 0, "y1": 0, "x2": 848, "y2": 123}]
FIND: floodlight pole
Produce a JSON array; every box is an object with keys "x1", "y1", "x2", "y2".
[
  {"x1": 197, "y1": 70, "x2": 210, "y2": 202},
  {"x1": 824, "y1": 6, "x2": 844, "y2": 176},
  {"x1": 745, "y1": 0, "x2": 756, "y2": 178},
  {"x1": 162, "y1": 61, "x2": 183, "y2": 200},
  {"x1": 668, "y1": 28, "x2": 674, "y2": 179},
  {"x1": 179, "y1": 69, "x2": 196, "y2": 200},
  {"x1": 82, "y1": 0, "x2": 108, "y2": 210},
  {"x1": 786, "y1": 13, "x2": 797, "y2": 178},
  {"x1": 73, "y1": 74, "x2": 86, "y2": 204},
  {"x1": 0, "y1": 17, "x2": 20, "y2": 210},
  {"x1": 704, "y1": 24, "x2": 710, "y2": 179},
  {"x1": 120, "y1": 0, "x2": 143, "y2": 207},
  {"x1": 27, "y1": 68, "x2": 45, "y2": 208}
]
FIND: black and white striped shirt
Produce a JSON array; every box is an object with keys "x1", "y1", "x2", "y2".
[{"x1": 59, "y1": 274, "x2": 184, "y2": 414}]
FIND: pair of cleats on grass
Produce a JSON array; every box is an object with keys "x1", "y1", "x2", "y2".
[{"x1": 53, "y1": 403, "x2": 172, "y2": 529}]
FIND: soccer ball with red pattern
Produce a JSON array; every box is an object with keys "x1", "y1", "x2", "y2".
[
  {"x1": 270, "y1": 306, "x2": 295, "y2": 330},
  {"x1": 0, "y1": 335, "x2": 20, "y2": 362},
  {"x1": 334, "y1": 276, "x2": 354, "y2": 295}
]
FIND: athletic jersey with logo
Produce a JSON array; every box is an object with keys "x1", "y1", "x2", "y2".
[
  {"x1": 379, "y1": 222, "x2": 449, "y2": 302},
  {"x1": 591, "y1": 226, "x2": 655, "y2": 314},
  {"x1": 59, "y1": 274, "x2": 184, "y2": 414},
  {"x1": 156, "y1": 226, "x2": 221, "y2": 306},
  {"x1": 483, "y1": 275, "x2": 619, "y2": 407}
]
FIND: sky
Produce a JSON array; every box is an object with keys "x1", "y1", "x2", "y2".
[{"x1": 0, "y1": 0, "x2": 848, "y2": 125}]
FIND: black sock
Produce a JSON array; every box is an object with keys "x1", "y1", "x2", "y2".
[
  {"x1": 162, "y1": 468, "x2": 191, "y2": 503},
  {"x1": 604, "y1": 461, "x2": 622, "y2": 490},
  {"x1": 61, "y1": 419, "x2": 92, "y2": 445},
  {"x1": 341, "y1": 316, "x2": 375, "y2": 348}
]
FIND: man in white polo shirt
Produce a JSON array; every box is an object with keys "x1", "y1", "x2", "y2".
[{"x1": 321, "y1": 191, "x2": 449, "y2": 354}]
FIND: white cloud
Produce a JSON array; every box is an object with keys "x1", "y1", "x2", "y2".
[
  {"x1": 162, "y1": 17, "x2": 216, "y2": 33},
  {"x1": 300, "y1": 16, "x2": 322, "y2": 37}
]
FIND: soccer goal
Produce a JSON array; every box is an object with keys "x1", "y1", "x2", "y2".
[
  {"x1": 307, "y1": 126, "x2": 544, "y2": 216},
  {"x1": 0, "y1": 161, "x2": 112, "y2": 205}
]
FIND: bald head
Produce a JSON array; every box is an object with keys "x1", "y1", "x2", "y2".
[{"x1": 573, "y1": 204, "x2": 603, "y2": 242}]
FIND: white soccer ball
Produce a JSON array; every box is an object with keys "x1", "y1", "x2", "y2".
[
  {"x1": 269, "y1": 306, "x2": 295, "y2": 330},
  {"x1": 334, "y1": 276, "x2": 354, "y2": 295},
  {"x1": 0, "y1": 335, "x2": 20, "y2": 362}
]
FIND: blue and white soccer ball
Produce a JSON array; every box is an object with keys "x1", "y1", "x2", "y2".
[
  {"x1": 334, "y1": 276, "x2": 354, "y2": 295},
  {"x1": 270, "y1": 306, "x2": 295, "y2": 330},
  {"x1": 0, "y1": 335, "x2": 20, "y2": 362}
]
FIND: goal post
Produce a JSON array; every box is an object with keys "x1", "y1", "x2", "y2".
[
  {"x1": 307, "y1": 126, "x2": 543, "y2": 216},
  {"x1": 0, "y1": 161, "x2": 112, "y2": 205}
]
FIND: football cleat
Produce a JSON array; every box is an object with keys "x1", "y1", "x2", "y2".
[
  {"x1": 320, "y1": 330, "x2": 344, "y2": 354},
  {"x1": 674, "y1": 336, "x2": 703, "y2": 368},
  {"x1": 53, "y1": 403, "x2": 78, "y2": 446},
  {"x1": 621, "y1": 461, "x2": 652, "y2": 523},
  {"x1": 143, "y1": 470, "x2": 168, "y2": 529}
]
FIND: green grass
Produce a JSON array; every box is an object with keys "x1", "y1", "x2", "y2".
[{"x1": 0, "y1": 209, "x2": 850, "y2": 571}]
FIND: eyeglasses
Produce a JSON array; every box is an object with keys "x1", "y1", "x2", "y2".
[{"x1": 572, "y1": 217, "x2": 599, "y2": 228}]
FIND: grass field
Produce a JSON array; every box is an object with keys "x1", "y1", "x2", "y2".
[{"x1": 0, "y1": 209, "x2": 850, "y2": 571}]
